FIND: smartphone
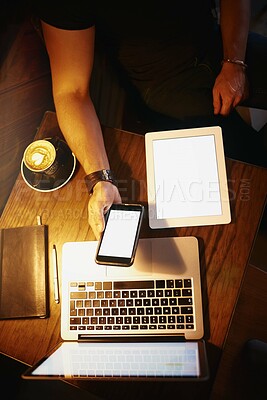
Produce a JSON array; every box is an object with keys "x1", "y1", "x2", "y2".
[{"x1": 95, "y1": 203, "x2": 144, "y2": 267}]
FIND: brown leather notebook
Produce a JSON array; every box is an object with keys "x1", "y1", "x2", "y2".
[{"x1": 0, "y1": 224, "x2": 49, "y2": 319}]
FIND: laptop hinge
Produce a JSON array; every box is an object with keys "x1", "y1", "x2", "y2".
[{"x1": 78, "y1": 334, "x2": 186, "y2": 342}]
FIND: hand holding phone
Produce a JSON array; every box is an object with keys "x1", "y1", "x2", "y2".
[{"x1": 95, "y1": 203, "x2": 144, "y2": 267}]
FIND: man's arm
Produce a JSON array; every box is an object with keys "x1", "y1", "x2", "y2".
[
  {"x1": 213, "y1": 0, "x2": 250, "y2": 116},
  {"x1": 41, "y1": 22, "x2": 121, "y2": 238}
]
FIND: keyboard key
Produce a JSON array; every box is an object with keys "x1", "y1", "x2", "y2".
[
  {"x1": 103, "y1": 282, "x2": 112, "y2": 290},
  {"x1": 114, "y1": 281, "x2": 154, "y2": 289},
  {"x1": 164, "y1": 290, "x2": 172, "y2": 297},
  {"x1": 175, "y1": 279, "x2": 183, "y2": 288},
  {"x1": 186, "y1": 324, "x2": 194, "y2": 329},
  {"x1": 160, "y1": 298, "x2": 168, "y2": 306},
  {"x1": 137, "y1": 308, "x2": 145, "y2": 315},
  {"x1": 181, "y1": 306, "x2": 193, "y2": 314},
  {"x1": 184, "y1": 279, "x2": 192, "y2": 287},
  {"x1": 182, "y1": 289, "x2": 192, "y2": 296},
  {"x1": 142, "y1": 316, "x2": 149, "y2": 324},
  {"x1": 95, "y1": 282, "x2": 102, "y2": 290},
  {"x1": 163, "y1": 307, "x2": 171, "y2": 314},
  {"x1": 70, "y1": 292, "x2": 87, "y2": 299},
  {"x1": 70, "y1": 317, "x2": 81, "y2": 325},
  {"x1": 143, "y1": 299, "x2": 151, "y2": 306},
  {"x1": 186, "y1": 315, "x2": 194, "y2": 323},
  {"x1": 178, "y1": 298, "x2": 193, "y2": 305}
]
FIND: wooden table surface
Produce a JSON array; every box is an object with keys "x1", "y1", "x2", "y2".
[{"x1": 0, "y1": 111, "x2": 266, "y2": 399}]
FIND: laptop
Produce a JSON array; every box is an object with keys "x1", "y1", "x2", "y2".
[
  {"x1": 22, "y1": 236, "x2": 209, "y2": 381},
  {"x1": 145, "y1": 126, "x2": 231, "y2": 229}
]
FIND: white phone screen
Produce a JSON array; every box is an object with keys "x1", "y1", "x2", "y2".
[{"x1": 98, "y1": 209, "x2": 142, "y2": 258}]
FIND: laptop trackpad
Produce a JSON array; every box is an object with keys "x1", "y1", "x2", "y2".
[{"x1": 106, "y1": 237, "x2": 188, "y2": 278}]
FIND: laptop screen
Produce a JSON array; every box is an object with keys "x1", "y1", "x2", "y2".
[{"x1": 22, "y1": 340, "x2": 209, "y2": 381}]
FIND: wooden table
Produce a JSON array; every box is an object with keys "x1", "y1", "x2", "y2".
[{"x1": 0, "y1": 111, "x2": 266, "y2": 399}]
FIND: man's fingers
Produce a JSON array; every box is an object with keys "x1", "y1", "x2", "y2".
[{"x1": 213, "y1": 87, "x2": 222, "y2": 115}]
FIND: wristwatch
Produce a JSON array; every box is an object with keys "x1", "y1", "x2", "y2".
[{"x1": 84, "y1": 169, "x2": 118, "y2": 194}]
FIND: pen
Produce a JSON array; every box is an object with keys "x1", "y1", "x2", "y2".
[{"x1": 52, "y1": 244, "x2": 60, "y2": 304}]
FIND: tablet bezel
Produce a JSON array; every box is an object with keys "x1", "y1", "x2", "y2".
[{"x1": 145, "y1": 126, "x2": 231, "y2": 229}]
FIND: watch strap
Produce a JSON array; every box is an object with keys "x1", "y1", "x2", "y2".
[{"x1": 84, "y1": 169, "x2": 118, "y2": 194}]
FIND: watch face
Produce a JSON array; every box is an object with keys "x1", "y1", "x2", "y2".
[{"x1": 102, "y1": 170, "x2": 110, "y2": 180}]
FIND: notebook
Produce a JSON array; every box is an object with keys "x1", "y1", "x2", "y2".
[
  {"x1": 0, "y1": 224, "x2": 49, "y2": 319},
  {"x1": 145, "y1": 126, "x2": 231, "y2": 229},
  {"x1": 22, "y1": 236, "x2": 209, "y2": 381}
]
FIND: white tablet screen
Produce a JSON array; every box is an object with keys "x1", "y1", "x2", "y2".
[
  {"x1": 153, "y1": 135, "x2": 221, "y2": 219},
  {"x1": 145, "y1": 127, "x2": 231, "y2": 228}
]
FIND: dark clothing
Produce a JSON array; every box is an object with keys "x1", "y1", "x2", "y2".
[{"x1": 31, "y1": 1, "x2": 267, "y2": 167}]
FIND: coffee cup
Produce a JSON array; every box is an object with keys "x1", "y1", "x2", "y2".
[
  {"x1": 23, "y1": 139, "x2": 57, "y2": 174},
  {"x1": 21, "y1": 137, "x2": 76, "y2": 192}
]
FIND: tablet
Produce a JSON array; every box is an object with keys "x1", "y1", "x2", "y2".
[
  {"x1": 22, "y1": 340, "x2": 209, "y2": 381},
  {"x1": 145, "y1": 126, "x2": 231, "y2": 229}
]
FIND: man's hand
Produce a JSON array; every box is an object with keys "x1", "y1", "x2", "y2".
[
  {"x1": 213, "y1": 62, "x2": 249, "y2": 116},
  {"x1": 88, "y1": 181, "x2": 121, "y2": 239}
]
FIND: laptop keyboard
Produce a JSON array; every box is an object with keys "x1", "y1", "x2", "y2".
[{"x1": 69, "y1": 279, "x2": 195, "y2": 334}]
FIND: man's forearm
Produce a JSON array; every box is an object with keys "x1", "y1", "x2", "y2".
[
  {"x1": 54, "y1": 92, "x2": 110, "y2": 176},
  {"x1": 220, "y1": 0, "x2": 251, "y2": 61}
]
